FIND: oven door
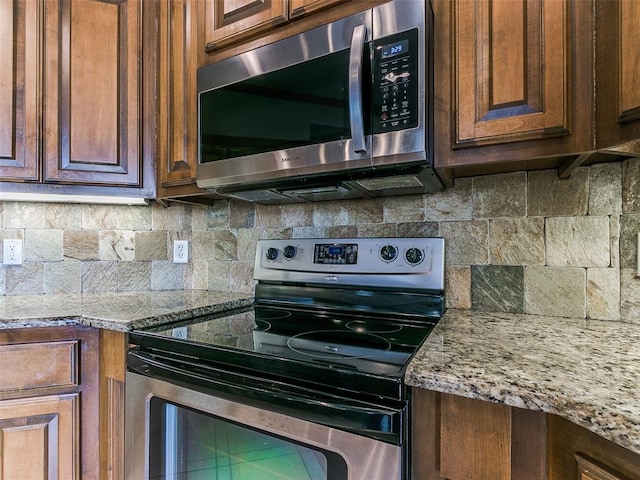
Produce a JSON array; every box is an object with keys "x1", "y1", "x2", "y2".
[{"x1": 126, "y1": 372, "x2": 403, "y2": 480}]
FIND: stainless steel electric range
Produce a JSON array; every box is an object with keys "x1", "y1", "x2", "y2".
[{"x1": 126, "y1": 237, "x2": 445, "y2": 480}]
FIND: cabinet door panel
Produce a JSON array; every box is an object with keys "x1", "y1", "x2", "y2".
[
  {"x1": 157, "y1": 0, "x2": 200, "y2": 194},
  {"x1": 43, "y1": 0, "x2": 141, "y2": 186},
  {"x1": 204, "y1": 0, "x2": 288, "y2": 52},
  {"x1": 455, "y1": 0, "x2": 569, "y2": 148},
  {"x1": 0, "y1": 394, "x2": 79, "y2": 480},
  {"x1": 289, "y1": 0, "x2": 345, "y2": 19},
  {"x1": 0, "y1": 0, "x2": 40, "y2": 181},
  {"x1": 619, "y1": 0, "x2": 640, "y2": 123}
]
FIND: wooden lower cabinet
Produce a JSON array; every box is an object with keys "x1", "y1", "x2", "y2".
[
  {"x1": 413, "y1": 390, "x2": 640, "y2": 480},
  {"x1": 0, "y1": 326, "x2": 103, "y2": 479}
]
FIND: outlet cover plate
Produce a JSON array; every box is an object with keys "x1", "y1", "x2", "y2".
[
  {"x1": 3, "y1": 239, "x2": 23, "y2": 265},
  {"x1": 173, "y1": 240, "x2": 189, "y2": 263}
]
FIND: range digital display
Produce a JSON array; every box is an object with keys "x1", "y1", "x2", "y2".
[
  {"x1": 314, "y1": 243, "x2": 358, "y2": 265},
  {"x1": 381, "y1": 39, "x2": 409, "y2": 59}
]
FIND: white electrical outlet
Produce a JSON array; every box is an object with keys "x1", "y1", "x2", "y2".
[
  {"x1": 3, "y1": 239, "x2": 23, "y2": 265},
  {"x1": 173, "y1": 240, "x2": 189, "y2": 263}
]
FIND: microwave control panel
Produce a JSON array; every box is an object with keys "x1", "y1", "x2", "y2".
[{"x1": 372, "y1": 29, "x2": 419, "y2": 133}]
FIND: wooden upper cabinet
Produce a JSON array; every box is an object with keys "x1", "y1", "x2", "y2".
[
  {"x1": 156, "y1": 0, "x2": 205, "y2": 198},
  {"x1": 43, "y1": 0, "x2": 142, "y2": 187},
  {"x1": 454, "y1": 0, "x2": 569, "y2": 148},
  {"x1": 596, "y1": 0, "x2": 640, "y2": 150},
  {"x1": 0, "y1": 0, "x2": 40, "y2": 182},
  {"x1": 289, "y1": 0, "x2": 345, "y2": 19},
  {"x1": 433, "y1": 0, "x2": 597, "y2": 182},
  {"x1": 204, "y1": 0, "x2": 289, "y2": 52}
]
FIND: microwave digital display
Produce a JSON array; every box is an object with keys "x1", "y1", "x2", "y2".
[{"x1": 381, "y1": 39, "x2": 409, "y2": 59}]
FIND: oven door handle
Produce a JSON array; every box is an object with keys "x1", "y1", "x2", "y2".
[{"x1": 128, "y1": 350, "x2": 403, "y2": 445}]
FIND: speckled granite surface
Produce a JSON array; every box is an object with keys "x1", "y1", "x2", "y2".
[
  {"x1": 406, "y1": 309, "x2": 640, "y2": 456},
  {"x1": 0, "y1": 290, "x2": 254, "y2": 331}
]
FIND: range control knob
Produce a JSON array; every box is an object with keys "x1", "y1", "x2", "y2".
[
  {"x1": 379, "y1": 244, "x2": 398, "y2": 262},
  {"x1": 283, "y1": 245, "x2": 297, "y2": 260},
  {"x1": 405, "y1": 247, "x2": 424, "y2": 265},
  {"x1": 265, "y1": 247, "x2": 279, "y2": 261}
]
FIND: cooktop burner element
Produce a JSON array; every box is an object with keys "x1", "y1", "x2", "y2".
[
  {"x1": 346, "y1": 320, "x2": 403, "y2": 334},
  {"x1": 287, "y1": 330, "x2": 392, "y2": 360}
]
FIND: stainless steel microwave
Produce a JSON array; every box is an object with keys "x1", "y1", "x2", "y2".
[{"x1": 196, "y1": 0, "x2": 442, "y2": 204}]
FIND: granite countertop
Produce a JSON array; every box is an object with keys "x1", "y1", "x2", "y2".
[
  {"x1": 0, "y1": 290, "x2": 254, "y2": 331},
  {"x1": 406, "y1": 309, "x2": 640, "y2": 457}
]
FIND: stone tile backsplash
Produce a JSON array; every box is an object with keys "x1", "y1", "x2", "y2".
[{"x1": 1, "y1": 158, "x2": 639, "y2": 321}]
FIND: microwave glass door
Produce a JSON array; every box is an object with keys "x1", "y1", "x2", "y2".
[
  {"x1": 148, "y1": 397, "x2": 348, "y2": 480},
  {"x1": 199, "y1": 49, "x2": 370, "y2": 164}
]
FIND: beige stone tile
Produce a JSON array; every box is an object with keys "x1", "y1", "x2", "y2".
[
  {"x1": 384, "y1": 195, "x2": 424, "y2": 223},
  {"x1": 186, "y1": 261, "x2": 208, "y2": 290},
  {"x1": 326, "y1": 225, "x2": 358, "y2": 238},
  {"x1": 586, "y1": 268, "x2": 620, "y2": 321},
  {"x1": 114, "y1": 205, "x2": 152, "y2": 231},
  {"x1": 589, "y1": 162, "x2": 622, "y2": 215},
  {"x1": 489, "y1": 218, "x2": 544, "y2": 265},
  {"x1": 619, "y1": 213, "x2": 640, "y2": 269},
  {"x1": 230, "y1": 200, "x2": 255, "y2": 229},
  {"x1": 191, "y1": 204, "x2": 209, "y2": 232},
  {"x1": 0, "y1": 267, "x2": 5, "y2": 295},
  {"x1": 622, "y1": 157, "x2": 640, "y2": 213},
  {"x1": 439, "y1": 220, "x2": 489, "y2": 266},
  {"x1": 82, "y1": 204, "x2": 118, "y2": 230},
  {"x1": 292, "y1": 226, "x2": 326, "y2": 238},
  {"x1": 255, "y1": 204, "x2": 282, "y2": 228},
  {"x1": 64, "y1": 230, "x2": 99, "y2": 260},
  {"x1": 214, "y1": 230, "x2": 238, "y2": 261},
  {"x1": 151, "y1": 261, "x2": 186, "y2": 290},
  {"x1": 99, "y1": 230, "x2": 135, "y2": 261},
  {"x1": 230, "y1": 262, "x2": 255, "y2": 294},
  {"x1": 135, "y1": 231, "x2": 168, "y2": 261},
  {"x1": 446, "y1": 266, "x2": 471, "y2": 309},
  {"x1": 45, "y1": 203, "x2": 82, "y2": 229},
  {"x1": 207, "y1": 201, "x2": 230, "y2": 230},
  {"x1": 25, "y1": 229, "x2": 64, "y2": 262},
  {"x1": 117, "y1": 261, "x2": 152, "y2": 292},
  {"x1": 236, "y1": 229, "x2": 261, "y2": 263},
  {"x1": 473, "y1": 172, "x2": 526, "y2": 218},
  {"x1": 528, "y1": 168, "x2": 588, "y2": 216},
  {"x1": 546, "y1": 216, "x2": 610, "y2": 267},
  {"x1": 208, "y1": 262, "x2": 231, "y2": 291},
  {"x1": 313, "y1": 201, "x2": 352, "y2": 226},
  {"x1": 4, "y1": 202, "x2": 45, "y2": 228},
  {"x1": 44, "y1": 262, "x2": 82, "y2": 294},
  {"x1": 152, "y1": 202, "x2": 191, "y2": 231},
  {"x1": 525, "y1": 266, "x2": 586, "y2": 318},
  {"x1": 620, "y1": 268, "x2": 640, "y2": 321},
  {"x1": 356, "y1": 224, "x2": 397, "y2": 238},
  {"x1": 82, "y1": 261, "x2": 118, "y2": 293},
  {"x1": 397, "y1": 222, "x2": 439, "y2": 237},
  {"x1": 0, "y1": 202, "x2": 4, "y2": 229},
  {"x1": 262, "y1": 227, "x2": 293, "y2": 240},
  {"x1": 353, "y1": 198, "x2": 384, "y2": 224},
  {"x1": 5, "y1": 263, "x2": 44, "y2": 294},
  {"x1": 192, "y1": 232, "x2": 216, "y2": 261},
  {"x1": 424, "y1": 177, "x2": 472, "y2": 221},
  {"x1": 610, "y1": 215, "x2": 620, "y2": 269},
  {"x1": 281, "y1": 203, "x2": 313, "y2": 228}
]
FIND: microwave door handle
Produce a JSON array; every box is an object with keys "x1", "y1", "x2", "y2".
[{"x1": 349, "y1": 24, "x2": 367, "y2": 154}]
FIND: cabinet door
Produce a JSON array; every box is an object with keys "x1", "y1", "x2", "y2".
[
  {"x1": 157, "y1": 0, "x2": 204, "y2": 198},
  {"x1": 204, "y1": 0, "x2": 288, "y2": 52},
  {"x1": 289, "y1": 0, "x2": 345, "y2": 19},
  {"x1": 0, "y1": 394, "x2": 80, "y2": 479},
  {"x1": 433, "y1": 0, "x2": 596, "y2": 181},
  {"x1": 42, "y1": 0, "x2": 142, "y2": 187},
  {"x1": 0, "y1": 0, "x2": 40, "y2": 182},
  {"x1": 596, "y1": 0, "x2": 640, "y2": 149}
]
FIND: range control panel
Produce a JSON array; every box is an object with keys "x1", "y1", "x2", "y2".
[
  {"x1": 255, "y1": 237, "x2": 445, "y2": 291},
  {"x1": 372, "y1": 29, "x2": 419, "y2": 133}
]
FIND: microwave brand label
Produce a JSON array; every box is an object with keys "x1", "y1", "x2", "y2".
[{"x1": 281, "y1": 156, "x2": 301, "y2": 164}]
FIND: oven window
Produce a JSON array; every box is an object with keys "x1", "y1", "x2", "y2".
[{"x1": 148, "y1": 397, "x2": 347, "y2": 479}]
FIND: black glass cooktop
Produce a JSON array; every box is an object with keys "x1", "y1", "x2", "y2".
[{"x1": 129, "y1": 305, "x2": 438, "y2": 402}]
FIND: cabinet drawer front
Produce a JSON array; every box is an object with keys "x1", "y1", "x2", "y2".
[{"x1": 0, "y1": 340, "x2": 78, "y2": 393}]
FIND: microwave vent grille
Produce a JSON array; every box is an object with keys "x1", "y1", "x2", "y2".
[{"x1": 354, "y1": 175, "x2": 424, "y2": 192}]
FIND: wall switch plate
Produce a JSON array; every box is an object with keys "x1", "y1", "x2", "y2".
[
  {"x1": 3, "y1": 239, "x2": 23, "y2": 265},
  {"x1": 173, "y1": 240, "x2": 189, "y2": 263}
]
